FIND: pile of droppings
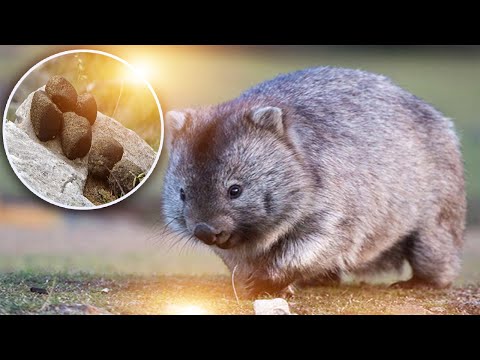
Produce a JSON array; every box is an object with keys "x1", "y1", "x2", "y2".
[{"x1": 28, "y1": 75, "x2": 146, "y2": 204}]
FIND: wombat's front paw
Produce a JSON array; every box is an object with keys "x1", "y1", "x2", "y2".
[
  {"x1": 244, "y1": 273, "x2": 291, "y2": 299},
  {"x1": 390, "y1": 276, "x2": 451, "y2": 289}
]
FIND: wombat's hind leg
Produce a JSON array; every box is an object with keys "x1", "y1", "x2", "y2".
[{"x1": 393, "y1": 225, "x2": 462, "y2": 289}]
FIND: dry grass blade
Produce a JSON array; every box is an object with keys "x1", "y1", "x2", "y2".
[
  {"x1": 40, "y1": 278, "x2": 57, "y2": 312},
  {"x1": 231, "y1": 264, "x2": 240, "y2": 305}
]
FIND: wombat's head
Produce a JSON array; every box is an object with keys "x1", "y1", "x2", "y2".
[{"x1": 162, "y1": 104, "x2": 312, "y2": 252}]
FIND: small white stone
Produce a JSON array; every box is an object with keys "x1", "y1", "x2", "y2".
[{"x1": 253, "y1": 298, "x2": 291, "y2": 315}]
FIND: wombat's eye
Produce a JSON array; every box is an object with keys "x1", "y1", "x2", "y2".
[
  {"x1": 180, "y1": 188, "x2": 186, "y2": 201},
  {"x1": 228, "y1": 185, "x2": 242, "y2": 199}
]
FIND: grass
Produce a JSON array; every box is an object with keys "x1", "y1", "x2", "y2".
[{"x1": 1, "y1": 272, "x2": 479, "y2": 315}]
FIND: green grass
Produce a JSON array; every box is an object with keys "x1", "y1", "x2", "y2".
[
  {"x1": 0, "y1": 272, "x2": 110, "y2": 315},
  {"x1": 1, "y1": 271, "x2": 478, "y2": 315}
]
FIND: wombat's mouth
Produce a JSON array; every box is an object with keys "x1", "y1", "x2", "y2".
[
  {"x1": 209, "y1": 233, "x2": 237, "y2": 250},
  {"x1": 192, "y1": 226, "x2": 239, "y2": 250},
  {"x1": 215, "y1": 234, "x2": 236, "y2": 249}
]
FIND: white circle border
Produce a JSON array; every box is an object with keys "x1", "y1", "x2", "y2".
[{"x1": 2, "y1": 49, "x2": 164, "y2": 211}]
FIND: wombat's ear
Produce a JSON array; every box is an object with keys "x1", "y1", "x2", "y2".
[
  {"x1": 166, "y1": 111, "x2": 188, "y2": 132},
  {"x1": 248, "y1": 107, "x2": 284, "y2": 136},
  {"x1": 164, "y1": 110, "x2": 188, "y2": 149}
]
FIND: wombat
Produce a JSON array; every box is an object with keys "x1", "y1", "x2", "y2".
[{"x1": 162, "y1": 67, "x2": 466, "y2": 296}]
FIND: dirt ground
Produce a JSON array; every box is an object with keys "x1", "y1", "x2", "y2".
[{"x1": 1, "y1": 273, "x2": 479, "y2": 315}]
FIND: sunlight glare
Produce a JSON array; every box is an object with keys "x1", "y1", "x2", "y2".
[
  {"x1": 166, "y1": 304, "x2": 208, "y2": 315},
  {"x1": 130, "y1": 61, "x2": 151, "y2": 81}
]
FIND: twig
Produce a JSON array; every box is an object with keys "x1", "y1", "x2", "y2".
[
  {"x1": 129, "y1": 171, "x2": 145, "y2": 188},
  {"x1": 105, "y1": 165, "x2": 126, "y2": 197}
]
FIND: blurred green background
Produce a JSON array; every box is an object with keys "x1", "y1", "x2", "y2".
[{"x1": 0, "y1": 46, "x2": 479, "y2": 282}]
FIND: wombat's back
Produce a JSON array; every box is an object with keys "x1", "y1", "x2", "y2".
[
  {"x1": 239, "y1": 67, "x2": 465, "y2": 283},
  {"x1": 239, "y1": 67, "x2": 463, "y2": 202}
]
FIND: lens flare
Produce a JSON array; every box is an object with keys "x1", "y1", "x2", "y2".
[
  {"x1": 165, "y1": 304, "x2": 208, "y2": 315},
  {"x1": 129, "y1": 61, "x2": 152, "y2": 81}
]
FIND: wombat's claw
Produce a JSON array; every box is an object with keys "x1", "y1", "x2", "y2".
[
  {"x1": 243, "y1": 275, "x2": 294, "y2": 299},
  {"x1": 389, "y1": 277, "x2": 433, "y2": 289},
  {"x1": 390, "y1": 280, "x2": 415, "y2": 289},
  {"x1": 279, "y1": 285, "x2": 296, "y2": 299}
]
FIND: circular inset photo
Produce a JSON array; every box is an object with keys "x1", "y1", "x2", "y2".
[{"x1": 2, "y1": 50, "x2": 163, "y2": 210}]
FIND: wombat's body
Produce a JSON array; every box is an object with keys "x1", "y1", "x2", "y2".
[{"x1": 163, "y1": 67, "x2": 466, "y2": 295}]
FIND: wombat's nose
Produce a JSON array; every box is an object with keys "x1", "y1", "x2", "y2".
[{"x1": 194, "y1": 223, "x2": 221, "y2": 245}]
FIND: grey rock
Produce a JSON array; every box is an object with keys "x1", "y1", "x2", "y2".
[
  {"x1": 253, "y1": 298, "x2": 291, "y2": 315},
  {"x1": 4, "y1": 121, "x2": 93, "y2": 207}
]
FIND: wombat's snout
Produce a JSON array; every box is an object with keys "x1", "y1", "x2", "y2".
[{"x1": 194, "y1": 223, "x2": 232, "y2": 249}]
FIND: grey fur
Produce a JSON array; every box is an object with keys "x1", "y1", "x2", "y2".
[{"x1": 162, "y1": 67, "x2": 466, "y2": 295}]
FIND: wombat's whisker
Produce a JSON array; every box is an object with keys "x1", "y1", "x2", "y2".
[
  {"x1": 163, "y1": 230, "x2": 192, "y2": 253},
  {"x1": 159, "y1": 217, "x2": 180, "y2": 237},
  {"x1": 178, "y1": 235, "x2": 197, "y2": 255},
  {"x1": 145, "y1": 216, "x2": 183, "y2": 245}
]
